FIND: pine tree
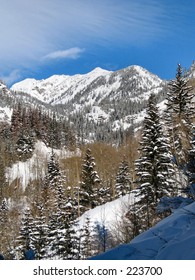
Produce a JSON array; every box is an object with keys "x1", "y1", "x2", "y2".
[
  {"x1": 41, "y1": 151, "x2": 66, "y2": 217},
  {"x1": 98, "y1": 185, "x2": 111, "y2": 204},
  {"x1": 0, "y1": 199, "x2": 9, "y2": 257},
  {"x1": 15, "y1": 208, "x2": 34, "y2": 259},
  {"x1": 15, "y1": 129, "x2": 34, "y2": 160},
  {"x1": 115, "y1": 159, "x2": 131, "y2": 198},
  {"x1": 63, "y1": 199, "x2": 81, "y2": 260},
  {"x1": 79, "y1": 148, "x2": 100, "y2": 214},
  {"x1": 30, "y1": 206, "x2": 49, "y2": 259},
  {"x1": 43, "y1": 152, "x2": 69, "y2": 259},
  {"x1": 80, "y1": 216, "x2": 94, "y2": 259},
  {"x1": 135, "y1": 94, "x2": 175, "y2": 230},
  {"x1": 166, "y1": 63, "x2": 194, "y2": 166}
]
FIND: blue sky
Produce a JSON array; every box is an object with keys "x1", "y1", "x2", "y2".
[{"x1": 0, "y1": 0, "x2": 195, "y2": 86}]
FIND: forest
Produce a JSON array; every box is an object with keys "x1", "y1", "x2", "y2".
[{"x1": 0, "y1": 64, "x2": 195, "y2": 260}]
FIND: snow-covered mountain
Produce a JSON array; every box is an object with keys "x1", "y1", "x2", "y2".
[
  {"x1": 0, "y1": 82, "x2": 14, "y2": 123},
  {"x1": 11, "y1": 66, "x2": 164, "y2": 106},
  {"x1": 10, "y1": 65, "x2": 167, "y2": 140}
]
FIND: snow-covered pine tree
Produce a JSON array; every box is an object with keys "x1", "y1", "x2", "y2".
[
  {"x1": 166, "y1": 63, "x2": 194, "y2": 167},
  {"x1": 58, "y1": 200, "x2": 82, "y2": 260},
  {"x1": 98, "y1": 185, "x2": 111, "y2": 204},
  {"x1": 80, "y1": 216, "x2": 94, "y2": 259},
  {"x1": 115, "y1": 159, "x2": 132, "y2": 198},
  {"x1": 30, "y1": 206, "x2": 49, "y2": 260},
  {"x1": 15, "y1": 208, "x2": 34, "y2": 259},
  {"x1": 41, "y1": 151, "x2": 66, "y2": 218},
  {"x1": 135, "y1": 94, "x2": 175, "y2": 230},
  {"x1": 79, "y1": 148, "x2": 100, "y2": 215},
  {"x1": 0, "y1": 198, "x2": 9, "y2": 257},
  {"x1": 46, "y1": 209, "x2": 64, "y2": 259},
  {"x1": 15, "y1": 129, "x2": 34, "y2": 160},
  {"x1": 43, "y1": 152, "x2": 74, "y2": 259},
  {"x1": 47, "y1": 151, "x2": 60, "y2": 184}
]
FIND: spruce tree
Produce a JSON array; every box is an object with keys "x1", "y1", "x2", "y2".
[
  {"x1": 44, "y1": 152, "x2": 69, "y2": 259},
  {"x1": 80, "y1": 216, "x2": 94, "y2": 259},
  {"x1": 166, "y1": 63, "x2": 194, "y2": 166},
  {"x1": 135, "y1": 94, "x2": 175, "y2": 230},
  {"x1": 41, "y1": 151, "x2": 66, "y2": 217},
  {"x1": 0, "y1": 199, "x2": 9, "y2": 257},
  {"x1": 79, "y1": 148, "x2": 100, "y2": 214},
  {"x1": 65, "y1": 192, "x2": 82, "y2": 259},
  {"x1": 115, "y1": 159, "x2": 131, "y2": 198},
  {"x1": 15, "y1": 208, "x2": 34, "y2": 259},
  {"x1": 30, "y1": 206, "x2": 48, "y2": 259}
]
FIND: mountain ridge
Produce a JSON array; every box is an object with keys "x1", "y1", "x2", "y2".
[
  {"x1": 11, "y1": 65, "x2": 164, "y2": 106},
  {"x1": 1, "y1": 64, "x2": 169, "y2": 142}
]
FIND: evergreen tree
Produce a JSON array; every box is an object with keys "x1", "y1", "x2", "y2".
[
  {"x1": 79, "y1": 148, "x2": 100, "y2": 214},
  {"x1": 115, "y1": 159, "x2": 131, "y2": 198},
  {"x1": 43, "y1": 152, "x2": 70, "y2": 259},
  {"x1": 166, "y1": 63, "x2": 194, "y2": 166},
  {"x1": 0, "y1": 199, "x2": 9, "y2": 257},
  {"x1": 15, "y1": 208, "x2": 34, "y2": 259},
  {"x1": 41, "y1": 151, "x2": 66, "y2": 217},
  {"x1": 135, "y1": 94, "x2": 175, "y2": 230},
  {"x1": 98, "y1": 185, "x2": 111, "y2": 204},
  {"x1": 30, "y1": 206, "x2": 49, "y2": 259},
  {"x1": 80, "y1": 216, "x2": 94, "y2": 259},
  {"x1": 15, "y1": 129, "x2": 34, "y2": 160},
  {"x1": 63, "y1": 199, "x2": 81, "y2": 260},
  {"x1": 47, "y1": 210, "x2": 64, "y2": 259}
]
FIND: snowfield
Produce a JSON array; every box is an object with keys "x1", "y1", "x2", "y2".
[
  {"x1": 78, "y1": 191, "x2": 138, "y2": 230},
  {"x1": 91, "y1": 200, "x2": 195, "y2": 260}
]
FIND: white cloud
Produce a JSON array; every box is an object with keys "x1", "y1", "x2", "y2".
[
  {"x1": 42, "y1": 48, "x2": 85, "y2": 60},
  {"x1": 0, "y1": 0, "x2": 190, "y2": 81}
]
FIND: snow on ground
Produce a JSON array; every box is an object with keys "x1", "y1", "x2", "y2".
[
  {"x1": 0, "y1": 106, "x2": 12, "y2": 123},
  {"x1": 6, "y1": 141, "x2": 80, "y2": 190},
  {"x1": 78, "y1": 190, "x2": 139, "y2": 233},
  {"x1": 86, "y1": 106, "x2": 110, "y2": 123},
  {"x1": 91, "y1": 200, "x2": 195, "y2": 260}
]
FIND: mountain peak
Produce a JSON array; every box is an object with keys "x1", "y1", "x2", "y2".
[
  {"x1": 10, "y1": 64, "x2": 164, "y2": 108},
  {"x1": 87, "y1": 67, "x2": 112, "y2": 76}
]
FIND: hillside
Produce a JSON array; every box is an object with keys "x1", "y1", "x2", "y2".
[
  {"x1": 10, "y1": 65, "x2": 167, "y2": 143},
  {"x1": 11, "y1": 66, "x2": 164, "y2": 107},
  {"x1": 0, "y1": 62, "x2": 194, "y2": 260},
  {"x1": 91, "y1": 199, "x2": 195, "y2": 260}
]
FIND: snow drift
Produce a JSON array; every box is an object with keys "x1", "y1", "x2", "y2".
[{"x1": 91, "y1": 201, "x2": 195, "y2": 260}]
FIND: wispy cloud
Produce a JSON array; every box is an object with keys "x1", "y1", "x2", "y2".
[
  {"x1": 0, "y1": 0, "x2": 192, "y2": 83},
  {"x1": 42, "y1": 48, "x2": 85, "y2": 60}
]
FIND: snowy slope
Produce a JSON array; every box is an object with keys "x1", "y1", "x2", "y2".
[
  {"x1": 0, "y1": 82, "x2": 13, "y2": 123},
  {"x1": 11, "y1": 65, "x2": 166, "y2": 135},
  {"x1": 91, "y1": 200, "x2": 195, "y2": 260},
  {"x1": 11, "y1": 66, "x2": 164, "y2": 106},
  {"x1": 78, "y1": 191, "x2": 138, "y2": 230},
  {"x1": 11, "y1": 67, "x2": 112, "y2": 104},
  {"x1": 5, "y1": 141, "x2": 81, "y2": 190}
]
